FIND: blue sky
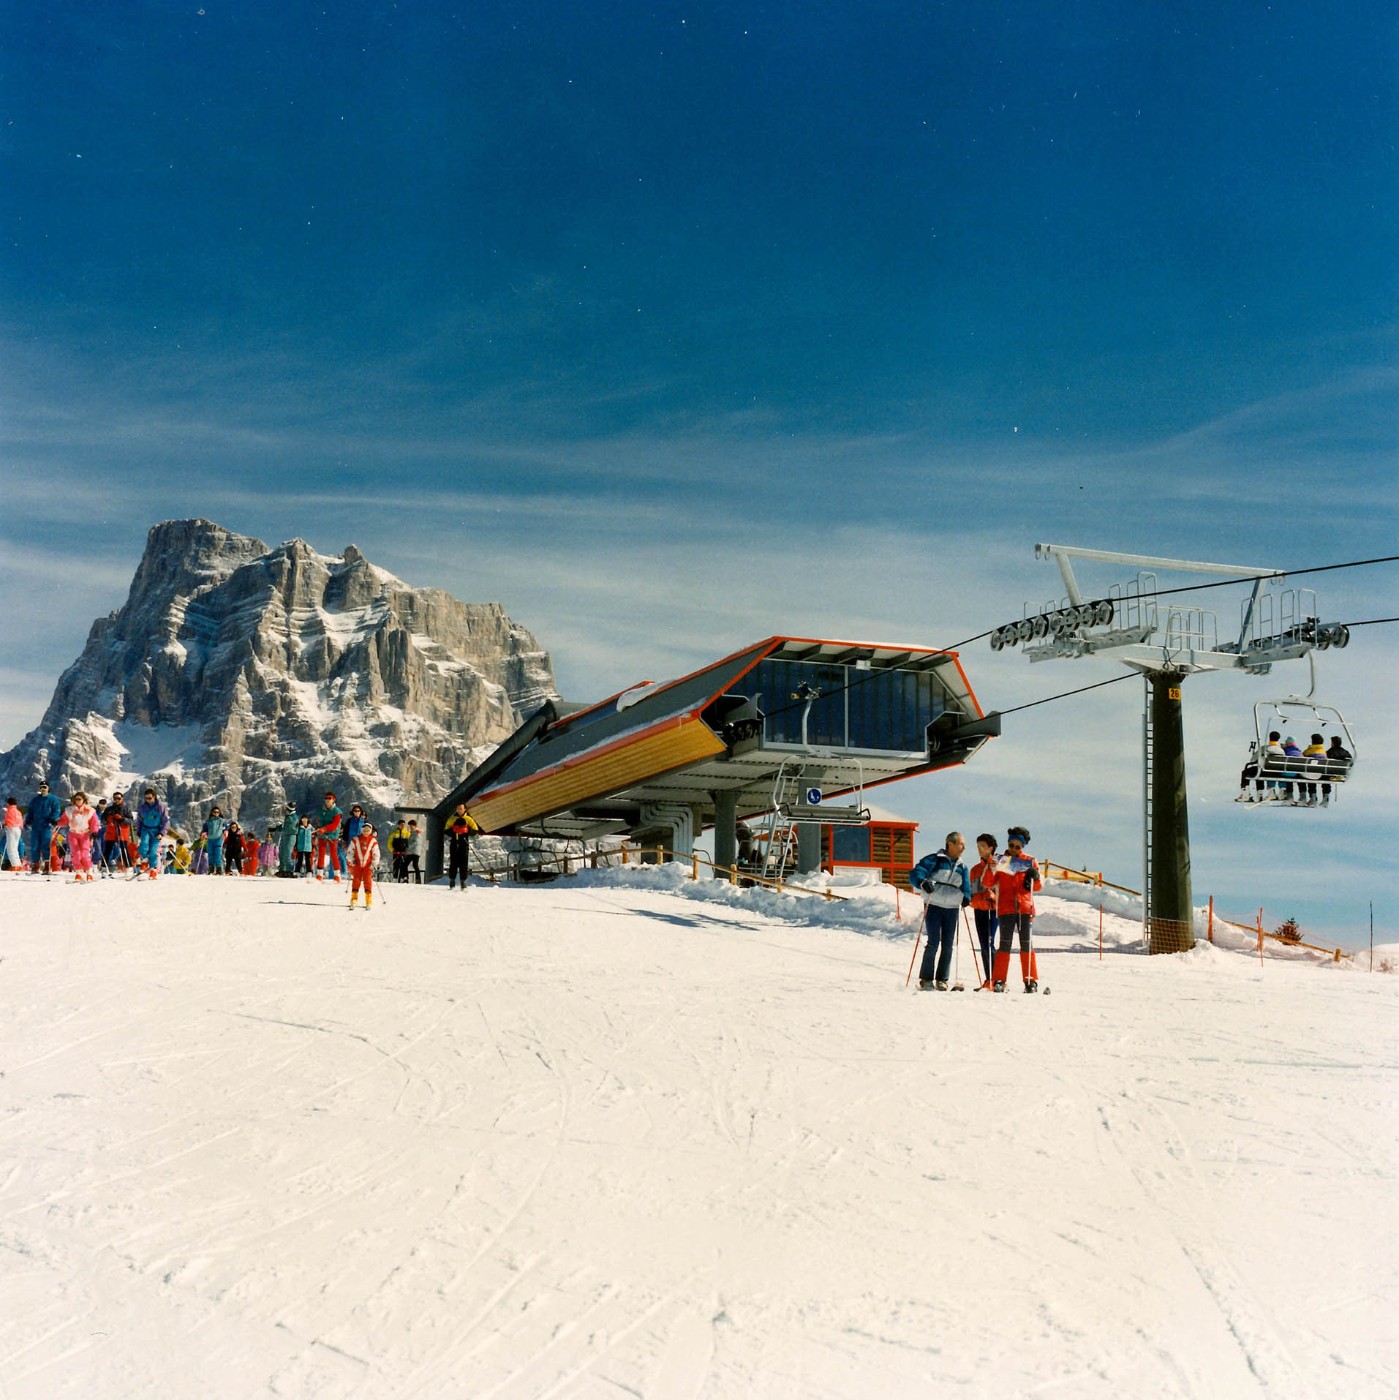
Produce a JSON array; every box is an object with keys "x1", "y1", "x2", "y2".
[{"x1": 3, "y1": 2, "x2": 1396, "y2": 942}]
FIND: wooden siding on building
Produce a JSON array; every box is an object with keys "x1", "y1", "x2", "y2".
[{"x1": 821, "y1": 820, "x2": 918, "y2": 888}]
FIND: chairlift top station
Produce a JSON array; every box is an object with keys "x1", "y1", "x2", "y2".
[{"x1": 418, "y1": 636, "x2": 997, "y2": 878}]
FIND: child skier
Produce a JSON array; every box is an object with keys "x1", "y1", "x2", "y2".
[
  {"x1": 295, "y1": 814, "x2": 314, "y2": 875},
  {"x1": 170, "y1": 833, "x2": 193, "y2": 874},
  {"x1": 990, "y1": 825, "x2": 1043, "y2": 993},
  {"x1": 347, "y1": 821, "x2": 381, "y2": 909}
]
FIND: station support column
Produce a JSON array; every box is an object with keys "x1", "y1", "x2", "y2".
[
  {"x1": 425, "y1": 809, "x2": 446, "y2": 883},
  {"x1": 796, "y1": 823, "x2": 822, "y2": 875},
  {"x1": 712, "y1": 790, "x2": 737, "y2": 878},
  {"x1": 1148, "y1": 670, "x2": 1194, "y2": 953}
]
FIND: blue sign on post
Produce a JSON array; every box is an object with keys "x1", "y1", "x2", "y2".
[{"x1": 805, "y1": 787, "x2": 822, "y2": 805}]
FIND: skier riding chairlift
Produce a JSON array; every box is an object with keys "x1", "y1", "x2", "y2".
[{"x1": 1237, "y1": 702, "x2": 1356, "y2": 808}]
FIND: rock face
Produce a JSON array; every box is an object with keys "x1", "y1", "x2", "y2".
[{"x1": 0, "y1": 520, "x2": 556, "y2": 834}]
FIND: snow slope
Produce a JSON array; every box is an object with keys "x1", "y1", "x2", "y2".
[{"x1": 1, "y1": 870, "x2": 1394, "y2": 1399}]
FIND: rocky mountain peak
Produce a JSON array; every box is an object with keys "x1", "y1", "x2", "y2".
[{"x1": 0, "y1": 522, "x2": 556, "y2": 835}]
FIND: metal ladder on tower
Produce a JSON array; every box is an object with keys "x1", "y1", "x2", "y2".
[{"x1": 1141, "y1": 675, "x2": 1153, "y2": 948}]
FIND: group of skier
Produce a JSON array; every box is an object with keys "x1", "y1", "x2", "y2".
[
  {"x1": 910, "y1": 825, "x2": 1042, "y2": 994},
  {"x1": 4, "y1": 780, "x2": 485, "y2": 912},
  {"x1": 5, "y1": 783, "x2": 173, "y2": 881}
]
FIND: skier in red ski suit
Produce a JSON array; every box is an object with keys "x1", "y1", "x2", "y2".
[
  {"x1": 989, "y1": 825, "x2": 1043, "y2": 993},
  {"x1": 347, "y1": 825, "x2": 380, "y2": 908}
]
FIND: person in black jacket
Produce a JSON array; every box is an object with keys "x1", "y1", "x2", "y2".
[
  {"x1": 224, "y1": 821, "x2": 245, "y2": 875},
  {"x1": 445, "y1": 805, "x2": 480, "y2": 890},
  {"x1": 103, "y1": 794, "x2": 134, "y2": 872}
]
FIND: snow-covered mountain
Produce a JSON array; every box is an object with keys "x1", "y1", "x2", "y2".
[{"x1": 0, "y1": 519, "x2": 555, "y2": 829}]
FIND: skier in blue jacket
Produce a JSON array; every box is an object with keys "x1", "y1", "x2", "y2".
[
  {"x1": 910, "y1": 832, "x2": 973, "y2": 990},
  {"x1": 134, "y1": 787, "x2": 169, "y2": 872},
  {"x1": 202, "y1": 806, "x2": 227, "y2": 874},
  {"x1": 24, "y1": 781, "x2": 62, "y2": 874},
  {"x1": 275, "y1": 803, "x2": 298, "y2": 876}
]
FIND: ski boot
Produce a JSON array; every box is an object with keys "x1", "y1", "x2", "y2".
[
  {"x1": 1024, "y1": 979, "x2": 1038, "y2": 993},
  {"x1": 991, "y1": 949, "x2": 1011, "y2": 994},
  {"x1": 935, "y1": 980, "x2": 948, "y2": 991}
]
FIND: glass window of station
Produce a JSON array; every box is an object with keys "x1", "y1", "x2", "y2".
[{"x1": 729, "y1": 658, "x2": 946, "y2": 754}]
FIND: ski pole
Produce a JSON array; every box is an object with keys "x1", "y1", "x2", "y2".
[
  {"x1": 961, "y1": 908, "x2": 984, "y2": 984},
  {"x1": 904, "y1": 907, "x2": 924, "y2": 988}
]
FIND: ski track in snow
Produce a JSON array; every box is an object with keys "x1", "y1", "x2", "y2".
[{"x1": 0, "y1": 871, "x2": 1395, "y2": 1399}]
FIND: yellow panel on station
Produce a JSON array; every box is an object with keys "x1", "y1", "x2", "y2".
[{"x1": 470, "y1": 719, "x2": 727, "y2": 833}]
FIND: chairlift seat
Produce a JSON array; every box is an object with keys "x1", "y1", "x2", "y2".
[
  {"x1": 782, "y1": 803, "x2": 870, "y2": 826},
  {"x1": 1239, "y1": 687, "x2": 1357, "y2": 808}
]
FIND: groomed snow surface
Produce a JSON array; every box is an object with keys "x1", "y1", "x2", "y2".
[{"x1": 2, "y1": 868, "x2": 1395, "y2": 1399}]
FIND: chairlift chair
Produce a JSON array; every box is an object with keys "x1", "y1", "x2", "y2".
[{"x1": 1236, "y1": 694, "x2": 1357, "y2": 809}]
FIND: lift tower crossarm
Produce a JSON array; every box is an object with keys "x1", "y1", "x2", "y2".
[
  {"x1": 1034, "y1": 544, "x2": 1286, "y2": 656},
  {"x1": 1033, "y1": 542, "x2": 1283, "y2": 584}
]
